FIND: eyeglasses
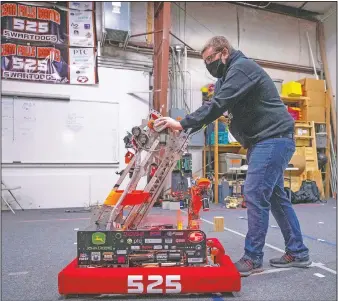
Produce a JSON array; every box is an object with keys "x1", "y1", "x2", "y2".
[{"x1": 204, "y1": 50, "x2": 222, "y2": 64}]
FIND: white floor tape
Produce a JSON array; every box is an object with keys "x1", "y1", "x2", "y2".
[
  {"x1": 8, "y1": 271, "x2": 29, "y2": 276},
  {"x1": 189, "y1": 213, "x2": 337, "y2": 276}
]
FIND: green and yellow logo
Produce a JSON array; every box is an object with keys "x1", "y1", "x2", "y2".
[{"x1": 92, "y1": 232, "x2": 106, "y2": 245}]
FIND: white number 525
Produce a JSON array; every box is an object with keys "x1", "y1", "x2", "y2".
[{"x1": 127, "y1": 275, "x2": 182, "y2": 294}]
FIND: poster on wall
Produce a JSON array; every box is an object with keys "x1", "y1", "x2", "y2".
[
  {"x1": 1, "y1": 42, "x2": 98, "y2": 85},
  {"x1": 1, "y1": 1, "x2": 96, "y2": 47},
  {"x1": 68, "y1": 10, "x2": 96, "y2": 47},
  {"x1": 62, "y1": 2, "x2": 94, "y2": 11}
]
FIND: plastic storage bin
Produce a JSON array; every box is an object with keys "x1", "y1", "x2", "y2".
[
  {"x1": 282, "y1": 81, "x2": 302, "y2": 97},
  {"x1": 219, "y1": 154, "x2": 243, "y2": 174},
  {"x1": 210, "y1": 132, "x2": 229, "y2": 145}
]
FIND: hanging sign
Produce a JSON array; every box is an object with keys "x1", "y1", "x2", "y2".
[
  {"x1": 1, "y1": 1, "x2": 96, "y2": 47},
  {"x1": 1, "y1": 42, "x2": 98, "y2": 85}
]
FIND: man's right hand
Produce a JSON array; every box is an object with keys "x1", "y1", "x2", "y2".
[{"x1": 154, "y1": 117, "x2": 183, "y2": 131}]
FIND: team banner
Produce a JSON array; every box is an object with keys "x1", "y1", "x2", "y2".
[
  {"x1": 1, "y1": 2, "x2": 96, "y2": 47},
  {"x1": 1, "y1": 42, "x2": 98, "y2": 85}
]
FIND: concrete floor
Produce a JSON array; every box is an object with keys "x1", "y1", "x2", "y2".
[{"x1": 1, "y1": 199, "x2": 337, "y2": 301}]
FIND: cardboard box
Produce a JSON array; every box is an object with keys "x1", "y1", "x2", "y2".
[
  {"x1": 306, "y1": 106, "x2": 326, "y2": 123},
  {"x1": 297, "y1": 78, "x2": 326, "y2": 92},
  {"x1": 304, "y1": 90, "x2": 326, "y2": 107}
]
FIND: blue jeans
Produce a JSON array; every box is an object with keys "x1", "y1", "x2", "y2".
[{"x1": 243, "y1": 137, "x2": 309, "y2": 266}]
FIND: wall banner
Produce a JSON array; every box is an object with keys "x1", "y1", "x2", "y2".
[
  {"x1": 1, "y1": 42, "x2": 98, "y2": 85},
  {"x1": 1, "y1": 2, "x2": 98, "y2": 85},
  {"x1": 1, "y1": 1, "x2": 96, "y2": 47}
]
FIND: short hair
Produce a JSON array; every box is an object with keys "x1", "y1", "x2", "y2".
[{"x1": 201, "y1": 36, "x2": 234, "y2": 55}]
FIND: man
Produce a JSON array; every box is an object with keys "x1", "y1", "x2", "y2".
[{"x1": 155, "y1": 36, "x2": 311, "y2": 277}]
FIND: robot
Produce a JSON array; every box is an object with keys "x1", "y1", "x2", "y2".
[{"x1": 58, "y1": 110, "x2": 240, "y2": 297}]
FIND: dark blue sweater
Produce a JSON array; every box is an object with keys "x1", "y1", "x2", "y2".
[{"x1": 180, "y1": 50, "x2": 294, "y2": 149}]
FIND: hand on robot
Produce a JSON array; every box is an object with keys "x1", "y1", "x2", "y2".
[{"x1": 154, "y1": 117, "x2": 183, "y2": 131}]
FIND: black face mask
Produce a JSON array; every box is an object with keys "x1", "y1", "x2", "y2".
[{"x1": 206, "y1": 58, "x2": 226, "y2": 78}]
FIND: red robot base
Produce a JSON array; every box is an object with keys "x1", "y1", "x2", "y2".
[{"x1": 58, "y1": 237, "x2": 241, "y2": 297}]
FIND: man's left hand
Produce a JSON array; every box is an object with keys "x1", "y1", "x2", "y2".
[{"x1": 154, "y1": 117, "x2": 183, "y2": 131}]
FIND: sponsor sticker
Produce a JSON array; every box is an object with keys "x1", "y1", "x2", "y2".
[
  {"x1": 116, "y1": 250, "x2": 127, "y2": 255},
  {"x1": 156, "y1": 254, "x2": 168, "y2": 261},
  {"x1": 188, "y1": 258, "x2": 203, "y2": 263},
  {"x1": 91, "y1": 252, "x2": 101, "y2": 261},
  {"x1": 102, "y1": 252, "x2": 113, "y2": 260},
  {"x1": 150, "y1": 231, "x2": 161, "y2": 236},
  {"x1": 79, "y1": 253, "x2": 89, "y2": 260},
  {"x1": 92, "y1": 232, "x2": 106, "y2": 245},
  {"x1": 141, "y1": 246, "x2": 153, "y2": 250},
  {"x1": 145, "y1": 239, "x2": 162, "y2": 244}
]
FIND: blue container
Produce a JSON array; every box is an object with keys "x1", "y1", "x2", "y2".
[{"x1": 209, "y1": 131, "x2": 229, "y2": 145}]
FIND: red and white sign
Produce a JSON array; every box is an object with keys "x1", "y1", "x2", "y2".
[
  {"x1": 188, "y1": 231, "x2": 204, "y2": 243},
  {"x1": 127, "y1": 275, "x2": 181, "y2": 294}
]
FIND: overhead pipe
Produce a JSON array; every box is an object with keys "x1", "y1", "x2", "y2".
[
  {"x1": 124, "y1": 41, "x2": 321, "y2": 74},
  {"x1": 97, "y1": 59, "x2": 152, "y2": 69},
  {"x1": 98, "y1": 57, "x2": 153, "y2": 68},
  {"x1": 306, "y1": 31, "x2": 319, "y2": 79},
  {"x1": 237, "y1": 1, "x2": 271, "y2": 9},
  {"x1": 104, "y1": 40, "x2": 321, "y2": 75}
]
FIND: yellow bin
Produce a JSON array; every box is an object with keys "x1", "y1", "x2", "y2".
[{"x1": 282, "y1": 81, "x2": 302, "y2": 97}]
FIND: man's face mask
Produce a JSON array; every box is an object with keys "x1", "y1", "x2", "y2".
[
  {"x1": 205, "y1": 51, "x2": 227, "y2": 78},
  {"x1": 206, "y1": 58, "x2": 226, "y2": 78}
]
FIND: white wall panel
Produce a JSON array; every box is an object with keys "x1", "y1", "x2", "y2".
[
  {"x1": 171, "y1": 2, "x2": 238, "y2": 51},
  {"x1": 2, "y1": 68, "x2": 150, "y2": 209},
  {"x1": 170, "y1": 2, "x2": 319, "y2": 68},
  {"x1": 239, "y1": 7, "x2": 318, "y2": 68}
]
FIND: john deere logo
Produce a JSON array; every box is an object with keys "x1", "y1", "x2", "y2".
[{"x1": 92, "y1": 232, "x2": 106, "y2": 245}]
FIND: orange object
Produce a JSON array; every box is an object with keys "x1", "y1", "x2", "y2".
[
  {"x1": 104, "y1": 190, "x2": 150, "y2": 206},
  {"x1": 197, "y1": 178, "x2": 211, "y2": 188},
  {"x1": 148, "y1": 119, "x2": 155, "y2": 129},
  {"x1": 211, "y1": 248, "x2": 219, "y2": 256},
  {"x1": 124, "y1": 151, "x2": 134, "y2": 164},
  {"x1": 177, "y1": 210, "x2": 183, "y2": 230},
  {"x1": 187, "y1": 178, "x2": 212, "y2": 229}
]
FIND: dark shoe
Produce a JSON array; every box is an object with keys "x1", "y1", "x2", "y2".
[
  {"x1": 269, "y1": 253, "x2": 312, "y2": 268},
  {"x1": 234, "y1": 257, "x2": 264, "y2": 277}
]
